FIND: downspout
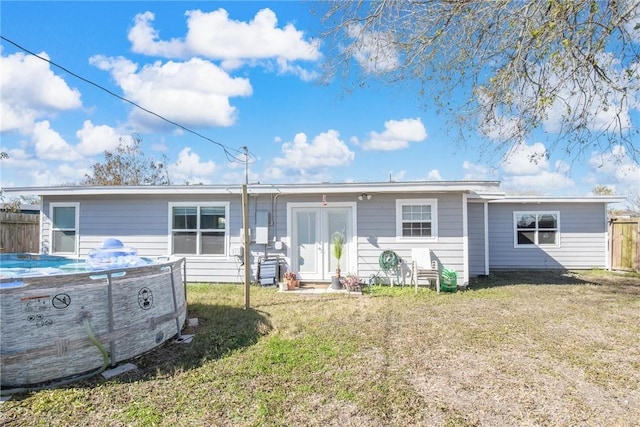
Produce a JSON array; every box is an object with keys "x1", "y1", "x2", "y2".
[{"x1": 272, "y1": 192, "x2": 281, "y2": 242}]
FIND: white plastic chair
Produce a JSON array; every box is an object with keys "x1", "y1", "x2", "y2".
[{"x1": 411, "y1": 248, "x2": 440, "y2": 293}]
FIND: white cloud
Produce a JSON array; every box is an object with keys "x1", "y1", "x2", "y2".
[
  {"x1": 426, "y1": 170, "x2": 442, "y2": 181},
  {"x1": 463, "y1": 161, "x2": 494, "y2": 180},
  {"x1": 588, "y1": 145, "x2": 640, "y2": 186},
  {"x1": 185, "y1": 9, "x2": 321, "y2": 62},
  {"x1": 29, "y1": 163, "x2": 90, "y2": 186},
  {"x1": 75, "y1": 121, "x2": 132, "y2": 156},
  {"x1": 0, "y1": 147, "x2": 43, "y2": 169},
  {"x1": 499, "y1": 142, "x2": 575, "y2": 194},
  {"x1": 151, "y1": 141, "x2": 168, "y2": 152},
  {"x1": 169, "y1": 147, "x2": 217, "y2": 184},
  {"x1": 31, "y1": 121, "x2": 81, "y2": 161},
  {"x1": 362, "y1": 118, "x2": 427, "y2": 151},
  {"x1": 90, "y1": 55, "x2": 252, "y2": 129},
  {"x1": 128, "y1": 9, "x2": 321, "y2": 80},
  {"x1": 346, "y1": 23, "x2": 399, "y2": 74},
  {"x1": 625, "y1": 1, "x2": 640, "y2": 43},
  {"x1": 0, "y1": 103, "x2": 37, "y2": 133},
  {"x1": 0, "y1": 51, "x2": 81, "y2": 132},
  {"x1": 1, "y1": 148, "x2": 89, "y2": 186},
  {"x1": 261, "y1": 166, "x2": 286, "y2": 181},
  {"x1": 480, "y1": 116, "x2": 523, "y2": 141},
  {"x1": 274, "y1": 57, "x2": 320, "y2": 82},
  {"x1": 501, "y1": 171, "x2": 575, "y2": 194},
  {"x1": 128, "y1": 11, "x2": 187, "y2": 58},
  {"x1": 501, "y1": 142, "x2": 550, "y2": 175},
  {"x1": 272, "y1": 130, "x2": 355, "y2": 172},
  {"x1": 0, "y1": 148, "x2": 48, "y2": 187},
  {"x1": 519, "y1": 52, "x2": 637, "y2": 135},
  {"x1": 543, "y1": 80, "x2": 633, "y2": 134}
]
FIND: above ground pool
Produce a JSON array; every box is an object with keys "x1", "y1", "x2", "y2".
[{"x1": 0, "y1": 252, "x2": 187, "y2": 392}]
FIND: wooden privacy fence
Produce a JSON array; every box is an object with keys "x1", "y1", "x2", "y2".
[
  {"x1": 610, "y1": 218, "x2": 640, "y2": 272},
  {"x1": 0, "y1": 212, "x2": 39, "y2": 253}
]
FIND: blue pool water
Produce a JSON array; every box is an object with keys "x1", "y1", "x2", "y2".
[{"x1": 0, "y1": 254, "x2": 152, "y2": 284}]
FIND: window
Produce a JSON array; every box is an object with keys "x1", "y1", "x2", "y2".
[
  {"x1": 514, "y1": 211, "x2": 559, "y2": 247},
  {"x1": 396, "y1": 199, "x2": 438, "y2": 240},
  {"x1": 50, "y1": 203, "x2": 79, "y2": 254},
  {"x1": 169, "y1": 203, "x2": 228, "y2": 255}
]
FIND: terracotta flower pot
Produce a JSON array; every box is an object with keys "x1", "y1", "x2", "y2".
[{"x1": 287, "y1": 279, "x2": 299, "y2": 290}]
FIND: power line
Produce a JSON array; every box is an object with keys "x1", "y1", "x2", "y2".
[{"x1": 1, "y1": 35, "x2": 255, "y2": 164}]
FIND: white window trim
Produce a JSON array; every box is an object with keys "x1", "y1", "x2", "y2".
[
  {"x1": 49, "y1": 202, "x2": 80, "y2": 255},
  {"x1": 513, "y1": 211, "x2": 561, "y2": 248},
  {"x1": 168, "y1": 202, "x2": 230, "y2": 257},
  {"x1": 395, "y1": 198, "x2": 438, "y2": 241}
]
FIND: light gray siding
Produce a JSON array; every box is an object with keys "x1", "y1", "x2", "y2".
[
  {"x1": 356, "y1": 192, "x2": 466, "y2": 284},
  {"x1": 488, "y1": 202, "x2": 608, "y2": 269},
  {"x1": 468, "y1": 202, "x2": 486, "y2": 276},
  {"x1": 41, "y1": 191, "x2": 469, "y2": 285},
  {"x1": 41, "y1": 194, "x2": 278, "y2": 283}
]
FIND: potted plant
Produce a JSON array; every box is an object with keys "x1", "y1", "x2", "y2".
[
  {"x1": 340, "y1": 274, "x2": 362, "y2": 292},
  {"x1": 284, "y1": 271, "x2": 299, "y2": 290},
  {"x1": 330, "y1": 231, "x2": 345, "y2": 289}
]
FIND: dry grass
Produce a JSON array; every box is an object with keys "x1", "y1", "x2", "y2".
[{"x1": 1, "y1": 270, "x2": 639, "y2": 426}]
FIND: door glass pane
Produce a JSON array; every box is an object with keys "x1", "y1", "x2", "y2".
[
  {"x1": 328, "y1": 211, "x2": 349, "y2": 276},
  {"x1": 53, "y1": 207, "x2": 75, "y2": 229},
  {"x1": 296, "y1": 211, "x2": 317, "y2": 274},
  {"x1": 53, "y1": 230, "x2": 75, "y2": 253}
]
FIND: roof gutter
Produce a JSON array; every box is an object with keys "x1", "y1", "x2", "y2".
[{"x1": 2, "y1": 180, "x2": 504, "y2": 197}]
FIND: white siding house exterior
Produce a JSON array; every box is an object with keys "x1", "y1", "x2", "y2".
[
  {"x1": 486, "y1": 198, "x2": 614, "y2": 270},
  {"x1": 5, "y1": 183, "x2": 623, "y2": 286}
]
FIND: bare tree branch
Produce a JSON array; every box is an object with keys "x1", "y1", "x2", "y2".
[
  {"x1": 82, "y1": 135, "x2": 172, "y2": 186},
  {"x1": 320, "y1": 0, "x2": 640, "y2": 164}
]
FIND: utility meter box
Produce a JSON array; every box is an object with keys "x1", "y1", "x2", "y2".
[{"x1": 255, "y1": 211, "x2": 269, "y2": 245}]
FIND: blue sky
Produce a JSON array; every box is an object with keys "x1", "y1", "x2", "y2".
[{"x1": 1, "y1": 1, "x2": 638, "y2": 199}]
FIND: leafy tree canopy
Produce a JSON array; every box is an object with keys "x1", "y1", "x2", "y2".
[
  {"x1": 82, "y1": 135, "x2": 171, "y2": 185},
  {"x1": 592, "y1": 185, "x2": 615, "y2": 195},
  {"x1": 321, "y1": 0, "x2": 640, "y2": 163}
]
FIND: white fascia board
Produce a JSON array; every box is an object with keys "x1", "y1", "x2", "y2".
[
  {"x1": 2, "y1": 186, "x2": 241, "y2": 196},
  {"x1": 467, "y1": 192, "x2": 507, "y2": 201},
  {"x1": 250, "y1": 181, "x2": 502, "y2": 195},
  {"x1": 491, "y1": 196, "x2": 627, "y2": 204},
  {"x1": 4, "y1": 181, "x2": 503, "y2": 197}
]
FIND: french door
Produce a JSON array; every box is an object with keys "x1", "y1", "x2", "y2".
[{"x1": 289, "y1": 204, "x2": 355, "y2": 281}]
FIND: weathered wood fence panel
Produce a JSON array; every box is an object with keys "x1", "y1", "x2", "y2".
[
  {"x1": 610, "y1": 218, "x2": 640, "y2": 272},
  {"x1": 0, "y1": 212, "x2": 40, "y2": 253}
]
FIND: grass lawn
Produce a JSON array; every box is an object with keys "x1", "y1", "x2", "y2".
[{"x1": 1, "y1": 270, "x2": 639, "y2": 426}]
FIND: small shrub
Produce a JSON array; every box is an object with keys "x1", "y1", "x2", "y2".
[{"x1": 340, "y1": 274, "x2": 362, "y2": 291}]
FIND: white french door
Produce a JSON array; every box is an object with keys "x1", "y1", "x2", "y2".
[{"x1": 289, "y1": 204, "x2": 355, "y2": 281}]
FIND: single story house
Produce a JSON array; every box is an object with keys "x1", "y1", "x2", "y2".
[{"x1": 4, "y1": 181, "x2": 624, "y2": 286}]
